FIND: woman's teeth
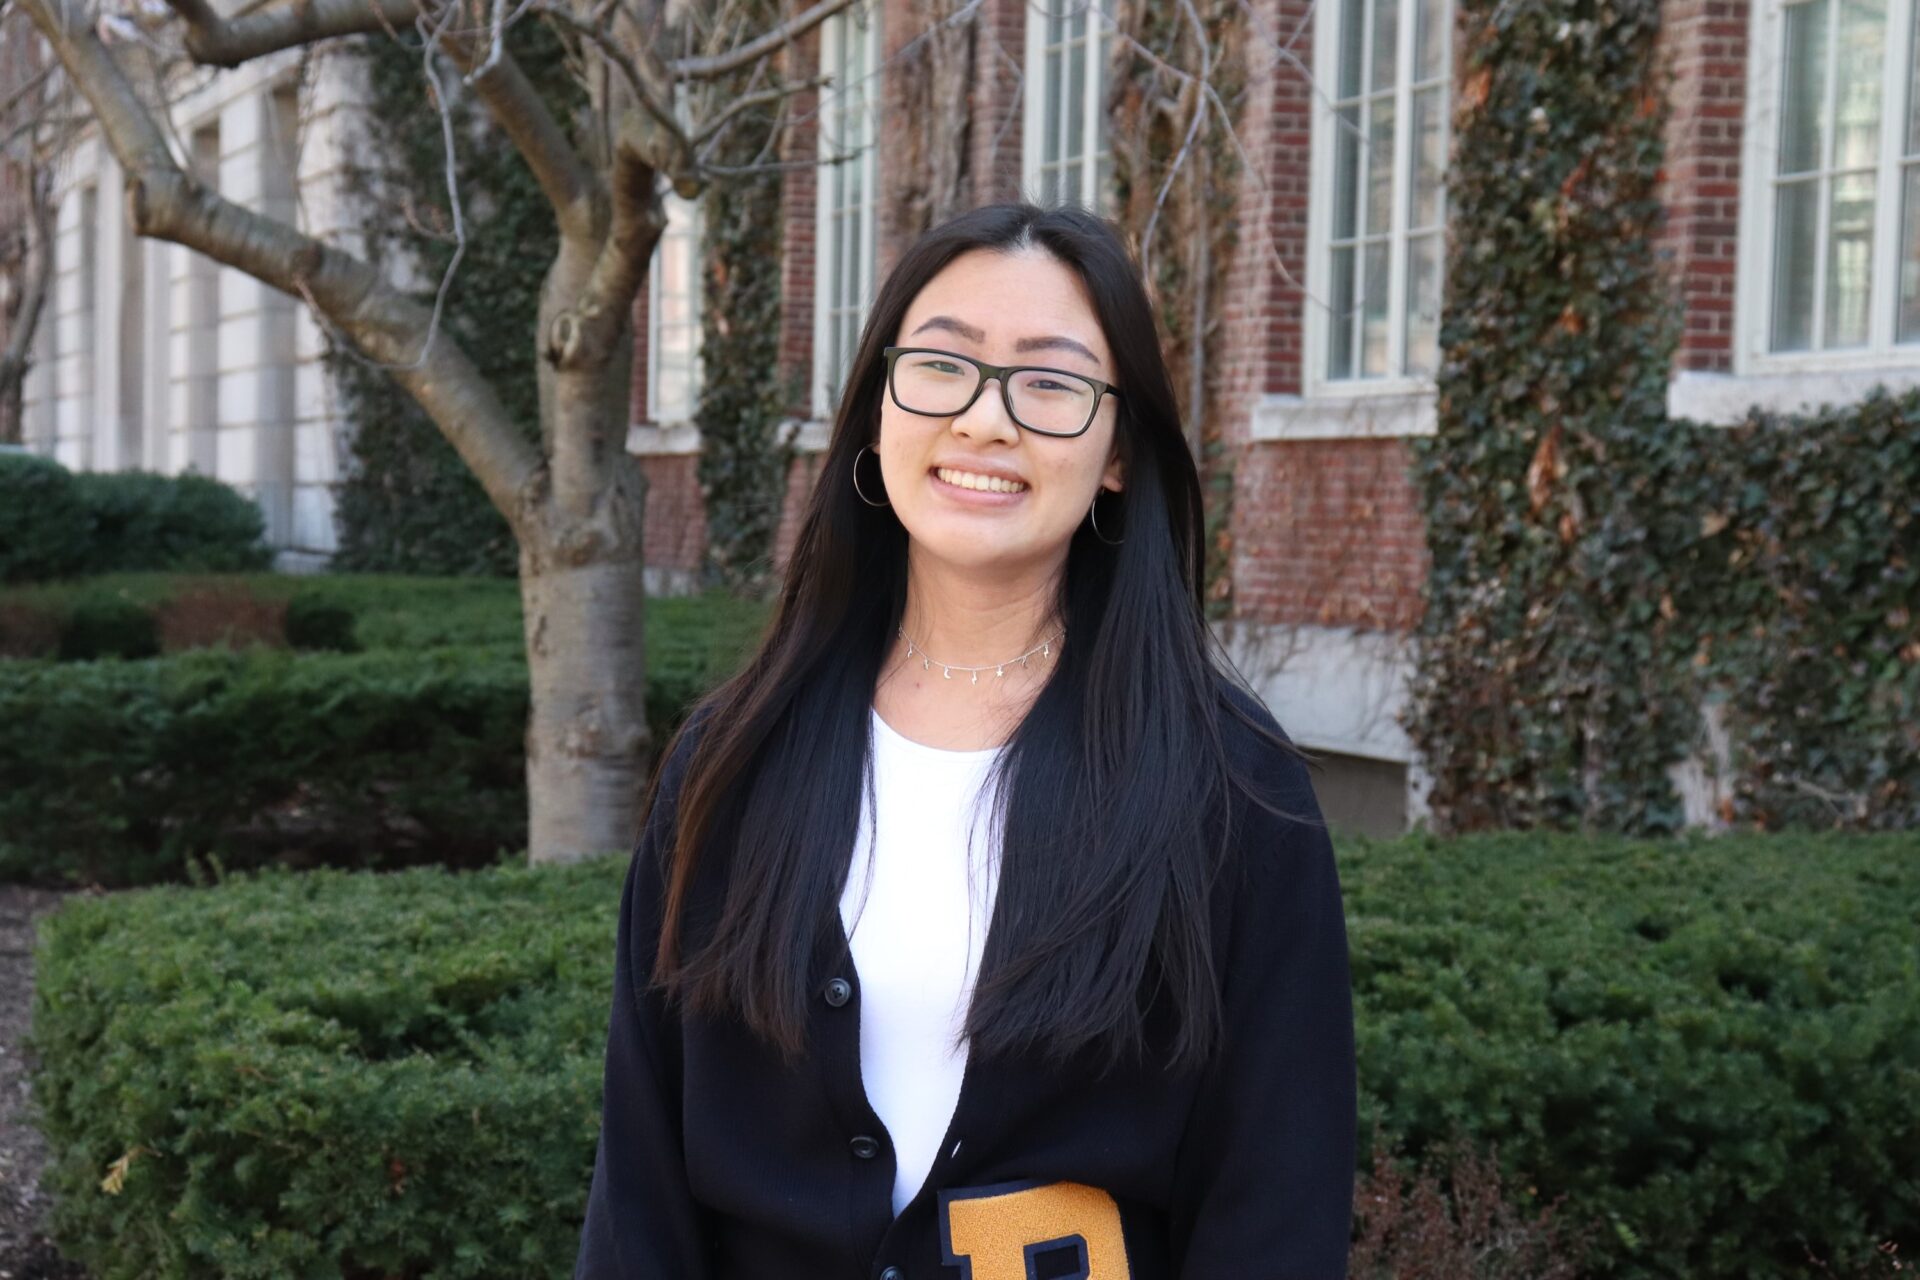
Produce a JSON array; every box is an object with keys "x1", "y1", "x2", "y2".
[{"x1": 936, "y1": 467, "x2": 1028, "y2": 494}]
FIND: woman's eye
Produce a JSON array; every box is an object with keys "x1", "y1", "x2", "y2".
[{"x1": 920, "y1": 360, "x2": 965, "y2": 375}]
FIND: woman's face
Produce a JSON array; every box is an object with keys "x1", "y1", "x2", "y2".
[{"x1": 875, "y1": 247, "x2": 1124, "y2": 576}]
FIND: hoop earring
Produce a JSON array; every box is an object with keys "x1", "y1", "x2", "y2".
[
  {"x1": 853, "y1": 444, "x2": 891, "y2": 508},
  {"x1": 1089, "y1": 489, "x2": 1124, "y2": 545}
]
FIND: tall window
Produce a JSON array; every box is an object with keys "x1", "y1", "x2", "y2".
[
  {"x1": 1023, "y1": 0, "x2": 1118, "y2": 214},
  {"x1": 1761, "y1": 0, "x2": 1920, "y2": 352},
  {"x1": 1318, "y1": 0, "x2": 1452, "y2": 383},
  {"x1": 813, "y1": 0, "x2": 880, "y2": 416},
  {"x1": 648, "y1": 191, "x2": 704, "y2": 424}
]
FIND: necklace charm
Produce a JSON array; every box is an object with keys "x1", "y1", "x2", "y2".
[{"x1": 897, "y1": 625, "x2": 1063, "y2": 690}]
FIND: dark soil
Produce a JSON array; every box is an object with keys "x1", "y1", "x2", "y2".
[{"x1": 0, "y1": 886, "x2": 88, "y2": 1279}]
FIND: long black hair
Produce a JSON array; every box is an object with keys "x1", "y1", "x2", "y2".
[{"x1": 651, "y1": 201, "x2": 1310, "y2": 1078}]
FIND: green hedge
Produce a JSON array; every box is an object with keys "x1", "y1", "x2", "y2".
[
  {"x1": 71, "y1": 471, "x2": 274, "y2": 575},
  {"x1": 31, "y1": 857, "x2": 623, "y2": 1280},
  {"x1": 1345, "y1": 828, "x2": 1920, "y2": 1279},
  {"x1": 29, "y1": 831, "x2": 1919, "y2": 1279},
  {"x1": 0, "y1": 452, "x2": 92, "y2": 583},
  {"x1": 0, "y1": 457, "x2": 271, "y2": 583},
  {"x1": 0, "y1": 648, "x2": 530, "y2": 886},
  {"x1": 0, "y1": 581, "x2": 768, "y2": 886}
]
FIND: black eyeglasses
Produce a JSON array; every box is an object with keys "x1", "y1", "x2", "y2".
[{"x1": 882, "y1": 346, "x2": 1122, "y2": 438}]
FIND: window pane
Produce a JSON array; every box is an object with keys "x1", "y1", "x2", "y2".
[
  {"x1": 1409, "y1": 86, "x2": 1446, "y2": 228},
  {"x1": 1329, "y1": 245, "x2": 1357, "y2": 378},
  {"x1": 1339, "y1": 0, "x2": 1366, "y2": 98},
  {"x1": 1908, "y1": 0, "x2": 1920, "y2": 153},
  {"x1": 1778, "y1": 0, "x2": 1828, "y2": 175},
  {"x1": 1333, "y1": 105, "x2": 1362, "y2": 239},
  {"x1": 1831, "y1": 0, "x2": 1885, "y2": 170},
  {"x1": 1771, "y1": 179, "x2": 1820, "y2": 349},
  {"x1": 1824, "y1": 169, "x2": 1875, "y2": 345},
  {"x1": 1406, "y1": 231, "x2": 1442, "y2": 375},
  {"x1": 1369, "y1": 0, "x2": 1399, "y2": 91},
  {"x1": 1900, "y1": 166, "x2": 1920, "y2": 340},
  {"x1": 1415, "y1": 0, "x2": 1447, "y2": 80},
  {"x1": 1362, "y1": 239, "x2": 1391, "y2": 374},
  {"x1": 1045, "y1": 46, "x2": 1062, "y2": 166},
  {"x1": 1067, "y1": 31, "x2": 1086, "y2": 164},
  {"x1": 1366, "y1": 96, "x2": 1395, "y2": 235}
]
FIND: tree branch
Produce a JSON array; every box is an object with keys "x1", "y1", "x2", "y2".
[
  {"x1": 667, "y1": 0, "x2": 854, "y2": 80},
  {"x1": 169, "y1": 0, "x2": 424, "y2": 66},
  {"x1": 22, "y1": 0, "x2": 544, "y2": 526}
]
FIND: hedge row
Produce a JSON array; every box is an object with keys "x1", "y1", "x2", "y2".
[
  {"x1": 30, "y1": 830, "x2": 1920, "y2": 1279},
  {"x1": 31, "y1": 858, "x2": 621, "y2": 1280},
  {"x1": 0, "y1": 583, "x2": 358, "y2": 660},
  {"x1": 0, "y1": 455, "x2": 272, "y2": 583},
  {"x1": 0, "y1": 583, "x2": 768, "y2": 886},
  {"x1": 1344, "y1": 828, "x2": 1919, "y2": 1279}
]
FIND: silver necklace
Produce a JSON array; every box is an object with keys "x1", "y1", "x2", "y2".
[{"x1": 898, "y1": 625, "x2": 1063, "y2": 685}]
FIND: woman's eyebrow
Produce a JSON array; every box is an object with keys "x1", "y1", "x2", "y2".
[{"x1": 908, "y1": 315, "x2": 1101, "y2": 366}]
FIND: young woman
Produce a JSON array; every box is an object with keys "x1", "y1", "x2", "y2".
[{"x1": 574, "y1": 202, "x2": 1356, "y2": 1280}]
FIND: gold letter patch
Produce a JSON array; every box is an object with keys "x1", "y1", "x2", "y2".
[{"x1": 937, "y1": 1179, "x2": 1132, "y2": 1280}]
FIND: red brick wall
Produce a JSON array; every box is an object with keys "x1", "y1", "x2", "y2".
[
  {"x1": 772, "y1": 451, "x2": 829, "y2": 574},
  {"x1": 1656, "y1": 0, "x2": 1749, "y2": 372},
  {"x1": 1232, "y1": 440, "x2": 1428, "y2": 631},
  {"x1": 779, "y1": 19, "x2": 823, "y2": 422},
  {"x1": 641, "y1": 454, "x2": 707, "y2": 575},
  {"x1": 1260, "y1": 0, "x2": 1317, "y2": 399}
]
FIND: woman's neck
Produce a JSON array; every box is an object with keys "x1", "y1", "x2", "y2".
[
  {"x1": 897, "y1": 551, "x2": 1063, "y2": 668},
  {"x1": 872, "y1": 549, "x2": 1065, "y2": 751}
]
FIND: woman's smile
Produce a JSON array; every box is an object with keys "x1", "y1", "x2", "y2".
[{"x1": 930, "y1": 462, "x2": 1030, "y2": 505}]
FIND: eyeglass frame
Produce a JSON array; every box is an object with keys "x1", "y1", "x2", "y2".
[{"x1": 880, "y1": 345, "x2": 1123, "y2": 439}]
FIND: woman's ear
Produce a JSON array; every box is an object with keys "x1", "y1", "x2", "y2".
[{"x1": 1102, "y1": 449, "x2": 1125, "y2": 494}]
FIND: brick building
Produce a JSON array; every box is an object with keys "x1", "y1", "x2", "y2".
[
  {"x1": 8, "y1": 0, "x2": 1918, "y2": 832},
  {"x1": 626, "y1": 0, "x2": 1920, "y2": 833}
]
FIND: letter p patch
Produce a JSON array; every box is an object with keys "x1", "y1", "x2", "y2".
[{"x1": 937, "y1": 1179, "x2": 1132, "y2": 1280}]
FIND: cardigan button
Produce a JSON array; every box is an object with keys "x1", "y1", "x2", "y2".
[
  {"x1": 823, "y1": 977, "x2": 852, "y2": 1007},
  {"x1": 880, "y1": 1269, "x2": 905, "y2": 1280},
  {"x1": 849, "y1": 1134, "x2": 880, "y2": 1160}
]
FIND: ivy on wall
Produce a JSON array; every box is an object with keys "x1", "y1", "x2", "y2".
[
  {"x1": 1406, "y1": 0, "x2": 1688, "y2": 833},
  {"x1": 325, "y1": 26, "x2": 579, "y2": 577},
  {"x1": 1407, "y1": 0, "x2": 1919, "y2": 833},
  {"x1": 1107, "y1": 0, "x2": 1246, "y2": 619},
  {"x1": 693, "y1": 10, "x2": 798, "y2": 597},
  {"x1": 1667, "y1": 391, "x2": 1920, "y2": 830}
]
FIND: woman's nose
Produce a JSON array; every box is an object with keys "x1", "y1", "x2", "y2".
[{"x1": 951, "y1": 376, "x2": 1021, "y2": 443}]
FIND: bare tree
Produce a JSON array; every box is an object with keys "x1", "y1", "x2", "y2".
[
  {"x1": 0, "y1": 16, "x2": 58, "y2": 445},
  {"x1": 12, "y1": 0, "x2": 876, "y2": 861}
]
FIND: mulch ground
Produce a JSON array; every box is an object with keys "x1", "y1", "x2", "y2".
[{"x1": 0, "y1": 886, "x2": 89, "y2": 1280}]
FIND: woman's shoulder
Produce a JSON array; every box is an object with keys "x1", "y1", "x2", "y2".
[
  {"x1": 1211, "y1": 675, "x2": 1314, "y2": 796},
  {"x1": 1207, "y1": 674, "x2": 1334, "y2": 887}
]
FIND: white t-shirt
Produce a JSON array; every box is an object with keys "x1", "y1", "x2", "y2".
[{"x1": 838, "y1": 707, "x2": 1007, "y2": 1218}]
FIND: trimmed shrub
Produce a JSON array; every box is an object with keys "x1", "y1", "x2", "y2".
[
  {"x1": 1346, "y1": 829, "x2": 1920, "y2": 1279},
  {"x1": 0, "y1": 452, "x2": 91, "y2": 583},
  {"x1": 57, "y1": 594, "x2": 160, "y2": 661},
  {"x1": 0, "y1": 647, "x2": 530, "y2": 886},
  {"x1": 284, "y1": 590, "x2": 360, "y2": 653},
  {"x1": 71, "y1": 470, "x2": 273, "y2": 575},
  {"x1": 0, "y1": 585, "x2": 769, "y2": 886},
  {"x1": 30, "y1": 857, "x2": 624, "y2": 1280},
  {"x1": 26, "y1": 832, "x2": 1918, "y2": 1279}
]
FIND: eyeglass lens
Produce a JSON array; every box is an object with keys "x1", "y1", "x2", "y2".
[{"x1": 892, "y1": 350, "x2": 1097, "y2": 435}]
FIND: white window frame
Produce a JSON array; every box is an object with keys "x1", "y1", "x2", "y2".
[
  {"x1": 1302, "y1": 0, "x2": 1453, "y2": 403},
  {"x1": 646, "y1": 189, "x2": 705, "y2": 427},
  {"x1": 1021, "y1": 0, "x2": 1120, "y2": 217},
  {"x1": 811, "y1": 0, "x2": 882, "y2": 420},
  {"x1": 1735, "y1": 0, "x2": 1920, "y2": 373}
]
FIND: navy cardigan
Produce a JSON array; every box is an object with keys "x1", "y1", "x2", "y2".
[{"x1": 573, "y1": 695, "x2": 1357, "y2": 1279}]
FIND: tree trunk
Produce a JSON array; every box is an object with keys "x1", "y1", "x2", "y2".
[{"x1": 518, "y1": 465, "x2": 652, "y2": 862}]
